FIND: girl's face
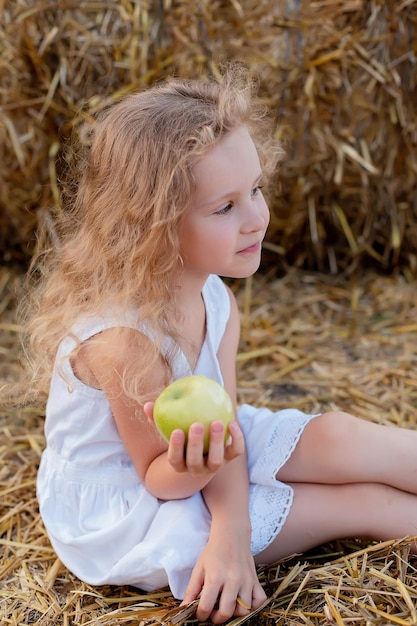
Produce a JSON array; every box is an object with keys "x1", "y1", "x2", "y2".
[{"x1": 178, "y1": 126, "x2": 270, "y2": 282}]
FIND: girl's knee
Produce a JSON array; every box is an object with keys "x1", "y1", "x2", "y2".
[{"x1": 307, "y1": 410, "x2": 361, "y2": 449}]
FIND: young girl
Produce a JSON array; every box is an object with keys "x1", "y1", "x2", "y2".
[{"x1": 25, "y1": 67, "x2": 417, "y2": 625}]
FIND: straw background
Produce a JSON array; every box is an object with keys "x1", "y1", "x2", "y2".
[
  {"x1": 1, "y1": 0, "x2": 417, "y2": 273},
  {"x1": 2, "y1": 0, "x2": 417, "y2": 624}
]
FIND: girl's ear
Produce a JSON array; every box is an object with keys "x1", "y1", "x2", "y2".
[{"x1": 143, "y1": 401, "x2": 155, "y2": 423}]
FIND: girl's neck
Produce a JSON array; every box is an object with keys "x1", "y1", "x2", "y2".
[
  {"x1": 169, "y1": 270, "x2": 209, "y2": 372},
  {"x1": 170, "y1": 268, "x2": 210, "y2": 310}
]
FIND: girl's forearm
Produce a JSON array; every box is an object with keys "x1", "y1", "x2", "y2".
[
  {"x1": 143, "y1": 422, "x2": 250, "y2": 506},
  {"x1": 202, "y1": 453, "x2": 251, "y2": 529},
  {"x1": 144, "y1": 451, "x2": 215, "y2": 500}
]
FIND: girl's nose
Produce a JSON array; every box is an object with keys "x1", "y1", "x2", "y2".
[{"x1": 241, "y1": 198, "x2": 269, "y2": 233}]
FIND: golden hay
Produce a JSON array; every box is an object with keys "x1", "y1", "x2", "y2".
[
  {"x1": 1, "y1": 1, "x2": 417, "y2": 273},
  {"x1": 1, "y1": 265, "x2": 417, "y2": 624}
]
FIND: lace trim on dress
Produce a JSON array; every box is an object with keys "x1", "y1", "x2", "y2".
[{"x1": 249, "y1": 410, "x2": 319, "y2": 554}]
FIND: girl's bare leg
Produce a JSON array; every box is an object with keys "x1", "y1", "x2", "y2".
[
  {"x1": 255, "y1": 482, "x2": 417, "y2": 564},
  {"x1": 278, "y1": 411, "x2": 417, "y2": 495},
  {"x1": 255, "y1": 411, "x2": 417, "y2": 564}
]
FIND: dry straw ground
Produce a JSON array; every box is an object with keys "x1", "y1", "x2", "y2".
[{"x1": 1, "y1": 265, "x2": 417, "y2": 625}]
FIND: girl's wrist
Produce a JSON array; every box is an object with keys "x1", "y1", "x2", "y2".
[{"x1": 209, "y1": 510, "x2": 252, "y2": 535}]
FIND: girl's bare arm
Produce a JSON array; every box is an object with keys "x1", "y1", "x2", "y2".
[{"x1": 74, "y1": 326, "x2": 244, "y2": 499}]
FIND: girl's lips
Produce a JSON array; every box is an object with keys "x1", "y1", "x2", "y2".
[{"x1": 237, "y1": 241, "x2": 261, "y2": 254}]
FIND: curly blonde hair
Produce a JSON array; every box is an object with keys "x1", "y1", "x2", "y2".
[{"x1": 22, "y1": 65, "x2": 282, "y2": 403}]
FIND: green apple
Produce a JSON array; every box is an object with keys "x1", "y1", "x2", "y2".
[{"x1": 153, "y1": 375, "x2": 234, "y2": 453}]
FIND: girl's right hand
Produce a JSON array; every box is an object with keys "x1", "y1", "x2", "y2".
[
  {"x1": 144, "y1": 402, "x2": 245, "y2": 477},
  {"x1": 168, "y1": 419, "x2": 244, "y2": 477}
]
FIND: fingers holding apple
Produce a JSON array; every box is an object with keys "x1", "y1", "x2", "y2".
[
  {"x1": 152, "y1": 376, "x2": 244, "y2": 473},
  {"x1": 143, "y1": 401, "x2": 155, "y2": 423},
  {"x1": 184, "y1": 420, "x2": 228, "y2": 475}
]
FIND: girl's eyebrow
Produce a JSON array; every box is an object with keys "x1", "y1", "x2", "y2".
[{"x1": 197, "y1": 172, "x2": 263, "y2": 209}]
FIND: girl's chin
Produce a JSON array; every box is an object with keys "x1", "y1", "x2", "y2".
[{"x1": 222, "y1": 263, "x2": 261, "y2": 280}]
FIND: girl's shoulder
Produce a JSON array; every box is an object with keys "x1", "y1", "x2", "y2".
[
  {"x1": 68, "y1": 308, "x2": 147, "y2": 345},
  {"x1": 57, "y1": 309, "x2": 154, "y2": 380}
]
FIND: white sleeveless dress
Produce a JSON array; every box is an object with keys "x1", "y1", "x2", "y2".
[{"x1": 37, "y1": 274, "x2": 318, "y2": 599}]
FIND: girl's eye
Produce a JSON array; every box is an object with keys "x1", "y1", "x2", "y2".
[
  {"x1": 251, "y1": 184, "x2": 264, "y2": 197},
  {"x1": 215, "y1": 202, "x2": 233, "y2": 216}
]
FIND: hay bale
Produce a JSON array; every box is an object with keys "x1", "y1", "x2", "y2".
[
  {"x1": 264, "y1": 1, "x2": 417, "y2": 275},
  {"x1": 1, "y1": 1, "x2": 416, "y2": 273}
]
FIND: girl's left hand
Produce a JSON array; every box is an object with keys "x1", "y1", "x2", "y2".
[{"x1": 182, "y1": 522, "x2": 267, "y2": 624}]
